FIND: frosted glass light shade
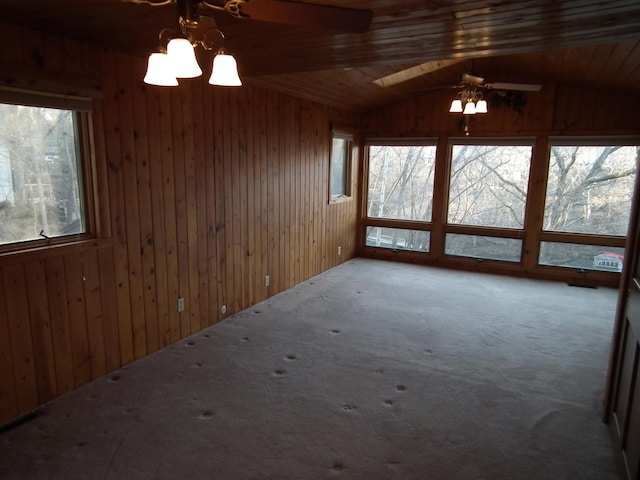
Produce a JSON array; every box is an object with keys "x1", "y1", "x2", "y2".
[
  {"x1": 167, "y1": 38, "x2": 202, "y2": 78},
  {"x1": 209, "y1": 53, "x2": 242, "y2": 86},
  {"x1": 144, "y1": 53, "x2": 179, "y2": 86},
  {"x1": 475, "y1": 99, "x2": 488, "y2": 113},
  {"x1": 463, "y1": 101, "x2": 476, "y2": 115},
  {"x1": 449, "y1": 99, "x2": 463, "y2": 113}
]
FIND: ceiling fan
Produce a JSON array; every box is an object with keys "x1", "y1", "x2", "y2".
[
  {"x1": 135, "y1": 0, "x2": 373, "y2": 86},
  {"x1": 127, "y1": 0, "x2": 374, "y2": 33},
  {"x1": 443, "y1": 72, "x2": 541, "y2": 119},
  {"x1": 454, "y1": 72, "x2": 542, "y2": 93},
  {"x1": 373, "y1": 62, "x2": 542, "y2": 93}
]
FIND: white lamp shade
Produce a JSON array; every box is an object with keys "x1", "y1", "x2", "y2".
[
  {"x1": 209, "y1": 53, "x2": 242, "y2": 86},
  {"x1": 449, "y1": 99, "x2": 463, "y2": 113},
  {"x1": 463, "y1": 101, "x2": 476, "y2": 115},
  {"x1": 167, "y1": 38, "x2": 202, "y2": 78},
  {"x1": 143, "y1": 53, "x2": 179, "y2": 86},
  {"x1": 475, "y1": 99, "x2": 488, "y2": 113}
]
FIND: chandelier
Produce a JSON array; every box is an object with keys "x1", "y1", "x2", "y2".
[
  {"x1": 143, "y1": 0, "x2": 242, "y2": 87},
  {"x1": 449, "y1": 86, "x2": 488, "y2": 115}
]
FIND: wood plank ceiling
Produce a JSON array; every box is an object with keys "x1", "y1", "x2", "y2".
[{"x1": 1, "y1": 0, "x2": 640, "y2": 111}]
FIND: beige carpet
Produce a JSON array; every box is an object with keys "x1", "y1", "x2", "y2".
[{"x1": 0, "y1": 258, "x2": 620, "y2": 479}]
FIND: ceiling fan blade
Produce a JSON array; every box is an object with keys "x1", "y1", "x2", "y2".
[
  {"x1": 236, "y1": 0, "x2": 373, "y2": 33},
  {"x1": 486, "y1": 82, "x2": 542, "y2": 92},
  {"x1": 460, "y1": 72, "x2": 484, "y2": 85},
  {"x1": 373, "y1": 59, "x2": 464, "y2": 87}
]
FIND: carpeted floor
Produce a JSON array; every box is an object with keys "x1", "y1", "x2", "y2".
[{"x1": 0, "y1": 258, "x2": 621, "y2": 479}]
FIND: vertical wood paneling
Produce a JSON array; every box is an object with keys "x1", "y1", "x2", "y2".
[
  {"x1": 2, "y1": 264, "x2": 37, "y2": 413},
  {"x1": 116, "y1": 53, "x2": 147, "y2": 359},
  {"x1": 221, "y1": 89, "x2": 235, "y2": 315},
  {"x1": 131, "y1": 62, "x2": 160, "y2": 355},
  {"x1": 82, "y1": 250, "x2": 106, "y2": 379},
  {"x1": 24, "y1": 260, "x2": 56, "y2": 403},
  {"x1": 97, "y1": 248, "x2": 120, "y2": 372},
  {"x1": 0, "y1": 23, "x2": 362, "y2": 423},
  {"x1": 63, "y1": 254, "x2": 91, "y2": 388},
  {"x1": 0, "y1": 274, "x2": 18, "y2": 422},
  {"x1": 44, "y1": 257, "x2": 74, "y2": 395},
  {"x1": 237, "y1": 89, "x2": 250, "y2": 309},
  {"x1": 257, "y1": 90, "x2": 269, "y2": 303},
  {"x1": 158, "y1": 88, "x2": 181, "y2": 344},
  {"x1": 101, "y1": 49, "x2": 134, "y2": 366},
  {"x1": 202, "y1": 82, "x2": 219, "y2": 326},
  {"x1": 212, "y1": 87, "x2": 228, "y2": 322},
  {"x1": 245, "y1": 87, "x2": 257, "y2": 306},
  {"x1": 191, "y1": 76, "x2": 210, "y2": 329},
  {"x1": 180, "y1": 84, "x2": 200, "y2": 335},
  {"x1": 145, "y1": 86, "x2": 170, "y2": 346},
  {"x1": 232, "y1": 90, "x2": 245, "y2": 314},
  {"x1": 171, "y1": 89, "x2": 190, "y2": 337}
]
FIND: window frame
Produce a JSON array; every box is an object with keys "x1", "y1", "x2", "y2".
[
  {"x1": 442, "y1": 138, "x2": 535, "y2": 263},
  {"x1": 535, "y1": 136, "x2": 640, "y2": 272},
  {"x1": 360, "y1": 134, "x2": 639, "y2": 284},
  {"x1": 328, "y1": 125, "x2": 354, "y2": 204},
  {"x1": 0, "y1": 87, "x2": 99, "y2": 254}
]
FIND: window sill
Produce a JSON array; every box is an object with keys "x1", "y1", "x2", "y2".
[
  {"x1": 0, "y1": 236, "x2": 112, "y2": 267},
  {"x1": 329, "y1": 195, "x2": 353, "y2": 205}
]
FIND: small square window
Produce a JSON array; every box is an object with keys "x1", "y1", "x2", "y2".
[{"x1": 329, "y1": 129, "x2": 353, "y2": 203}]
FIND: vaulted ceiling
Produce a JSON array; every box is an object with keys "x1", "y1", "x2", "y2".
[{"x1": 2, "y1": 0, "x2": 640, "y2": 111}]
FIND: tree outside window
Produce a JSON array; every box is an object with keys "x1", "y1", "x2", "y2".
[
  {"x1": 367, "y1": 145, "x2": 436, "y2": 221},
  {"x1": 447, "y1": 144, "x2": 532, "y2": 229},
  {"x1": 0, "y1": 102, "x2": 86, "y2": 246},
  {"x1": 543, "y1": 145, "x2": 637, "y2": 236}
]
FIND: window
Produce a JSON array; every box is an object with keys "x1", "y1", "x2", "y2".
[
  {"x1": 445, "y1": 234, "x2": 522, "y2": 262},
  {"x1": 539, "y1": 242, "x2": 625, "y2": 272},
  {"x1": 543, "y1": 144, "x2": 637, "y2": 236},
  {"x1": 367, "y1": 144, "x2": 437, "y2": 221},
  {"x1": 445, "y1": 141, "x2": 532, "y2": 262},
  {"x1": 0, "y1": 91, "x2": 92, "y2": 248},
  {"x1": 366, "y1": 226, "x2": 430, "y2": 252},
  {"x1": 448, "y1": 143, "x2": 532, "y2": 229},
  {"x1": 329, "y1": 129, "x2": 353, "y2": 202},
  {"x1": 538, "y1": 141, "x2": 637, "y2": 272}
]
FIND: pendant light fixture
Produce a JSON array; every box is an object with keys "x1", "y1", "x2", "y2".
[
  {"x1": 143, "y1": 0, "x2": 242, "y2": 87},
  {"x1": 449, "y1": 86, "x2": 487, "y2": 116}
]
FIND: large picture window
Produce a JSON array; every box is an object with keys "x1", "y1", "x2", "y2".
[
  {"x1": 448, "y1": 143, "x2": 532, "y2": 229},
  {"x1": 367, "y1": 144, "x2": 436, "y2": 221},
  {"x1": 539, "y1": 141, "x2": 638, "y2": 272},
  {"x1": 0, "y1": 93, "x2": 92, "y2": 248},
  {"x1": 543, "y1": 144, "x2": 637, "y2": 236}
]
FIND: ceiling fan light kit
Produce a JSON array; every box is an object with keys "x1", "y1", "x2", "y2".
[
  {"x1": 139, "y1": 0, "x2": 373, "y2": 88},
  {"x1": 208, "y1": 50, "x2": 242, "y2": 86},
  {"x1": 143, "y1": 52, "x2": 180, "y2": 86},
  {"x1": 143, "y1": 0, "x2": 242, "y2": 87},
  {"x1": 449, "y1": 88, "x2": 488, "y2": 116},
  {"x1": 144, "y1": 38, "x2": 242, "y2": 87},
  {"x1": 166, "y1": 37, "x2": 204, "y2": 78}
]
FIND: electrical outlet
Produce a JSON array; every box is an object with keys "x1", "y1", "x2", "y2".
[
  {"x1": 177, "y1": 297, "x2": 185, "y2": 312},
  {"x1": 338, "y1": 246, "x2": 342, "y2": 256},
  {"x1": 265, "y1": 275, "x2": 270, "y2": 287}
]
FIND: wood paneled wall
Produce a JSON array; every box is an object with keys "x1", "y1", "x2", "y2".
[{"x1": 0, "y1": 23, "x2": 358, "y2": 423}]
